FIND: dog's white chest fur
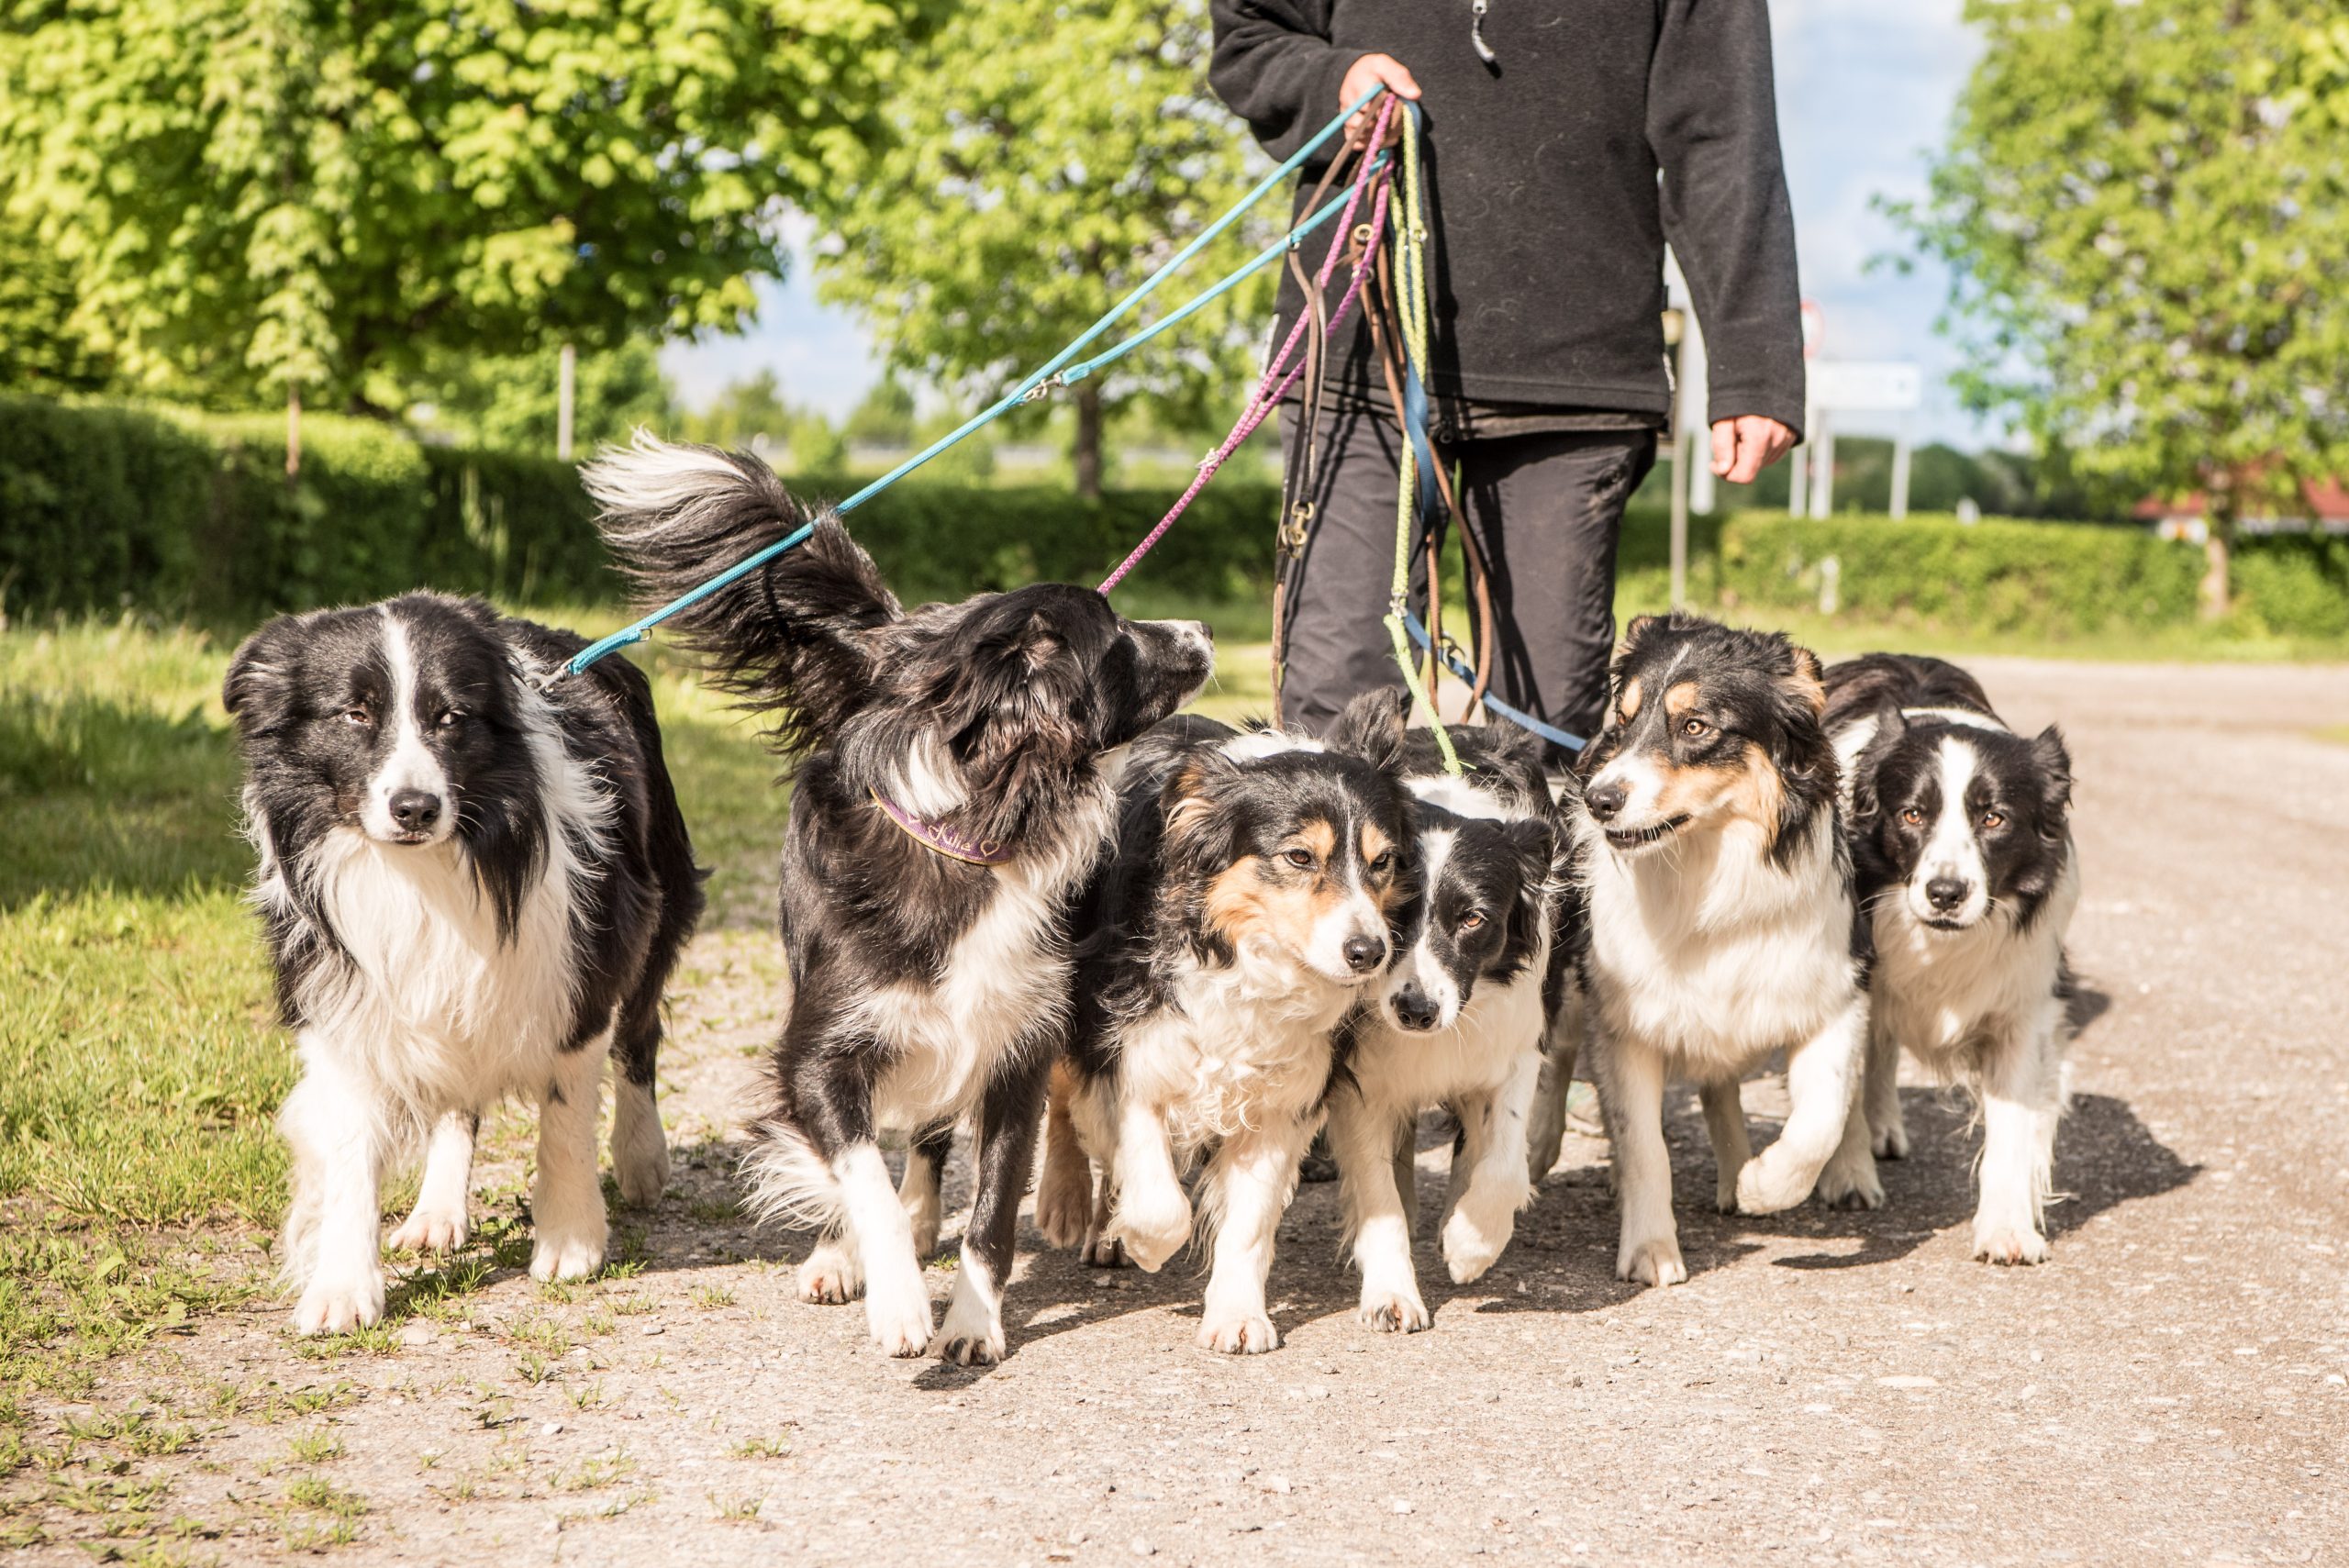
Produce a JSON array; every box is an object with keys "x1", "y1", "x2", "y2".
[
  {"x1": 1125, "y1": 944, "x2": 1357, "y2": 1152},
  {"x1": 1351, "y1": 962, "x2": 1547, "y2": 1115},
  {"x1": 1583, "y1": 817, "x2": 1857, "y2": 1075}
]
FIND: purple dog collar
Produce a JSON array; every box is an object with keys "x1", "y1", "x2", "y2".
[{"x1": 869, "y1": 790, "x2": 1015, "y2": 866}]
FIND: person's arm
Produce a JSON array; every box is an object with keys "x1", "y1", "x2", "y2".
[
  {"x1": 1208, "y1": 1, "x2": 1361, "y2": 160},
  {"x1": 1648, "y1": 0, "x2": 1807, "y2": 483}
]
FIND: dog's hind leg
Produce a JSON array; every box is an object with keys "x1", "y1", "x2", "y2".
[
  {"x1": 1736, "y1": 995, "x2": 1867, "y2": 1215},
  {"x1": 899, "y1": 1123, "x2": 952, "y2": 1262},
  {"x1": 388, "y1": 1109, "x2": 477, "y2": 1253},
  {"x1": 1526, "y1": 986, "x2": 1583, "y2": 1184},
  {"x1": 531, "y1": 1039, "x2": 610, "y2": 1282},
  {"x1": 1196, "y1": 1114, "x2": 1319, "y2": 1354},
  {"x1": 787, "y1": 1044, "x2": 931, "y2": 1356},
  {"x1": 934, "y1": 1051, "x2": 1052, "y2": 1365},
  {"x1": 1033, "y1": 1060, "x2": 1095, "y2": 1251},
  {"x1": 1864, "y1": 1011, "x2": 1909, "y2": 1160},
  {"x1": 1330, "y1": 1090, "x2": 1427, "y2": 1333},
  {"x1": 1699, "y1": 1080, "x2": 1753, "y2": 1213},
  {"x1": 1442, "y1": 1053, "x2": 1542, "y2": 1284},
  {"x1": 281, "y1": 1034, "x2": 390, "y2": 1334}
]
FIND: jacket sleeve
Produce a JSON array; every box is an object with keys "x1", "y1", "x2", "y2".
[
  {"x1": 1648, "y1": 0, "x2": 1808, "y2": 437},
  {"x1": 1209, "y1": 0, "x2": 1361, "y2": 162}
]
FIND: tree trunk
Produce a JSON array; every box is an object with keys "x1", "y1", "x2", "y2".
[
  {"x1": 2198, "y1": 494, "x2": 2235, "y2": 622},
  {"x1": 1073, "y1": 381, "x2": 1103, "y2": 501},
  {"x1": 285, "y1": 384, "x2": 302, "y2": 479}
]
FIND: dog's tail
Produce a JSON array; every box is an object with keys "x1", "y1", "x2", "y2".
[{"x1": 582, "y1": 430, "x2": 899, "y2": 753}]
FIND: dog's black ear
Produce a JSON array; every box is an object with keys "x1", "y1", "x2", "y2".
[
  {"x1": 223, "y1": 616, "x2": 305, "y2": 738},
  {"x1": 1785, "y1": 640, "x2": 1829, "y2": 718},
  {"x1": 1160, "y1": 749, "x2": 1241, "y2": 876},
  {"x1": 1847, "y1": 697, "x2": 1907, "y2": 825},
  {"x1": 1501, "y1": 815, "x2": 1556, "y2": 948},
  {"x1": 1616, "y1": 614, "x2": 1662, "y2": 661},
  {"x1": 2032, "y1": 725, "x2": 2074, "y2": 828},
  {"x1": 1327, "y1": 686, "x2": 1410, "y2": 772}
]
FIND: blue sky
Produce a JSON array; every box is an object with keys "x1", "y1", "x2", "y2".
[{"x1": 663, "y1": 0, "x2": 1999, "y2": 449}]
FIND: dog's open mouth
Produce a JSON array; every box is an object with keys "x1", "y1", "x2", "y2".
[{"x1": 1605, "y1": 815, "x2": 1688, "y2": 851}]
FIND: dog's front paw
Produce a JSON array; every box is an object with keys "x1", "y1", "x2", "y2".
[
  {"x1": 1078, "y1": 1230, "x2": 1128, "y2": 1268},
  {"x1": 1733, "y1": 1152, "x2": 1819, "y2": 1216},
  {"x1": 1034, "y1": 1167, "x2": 1093, "y2": 1253},
  {"x1": 1112, "y1": 1192, "x2": 1193, "y2": 1274},
  {"x1": 386, "y1": 1206, "x2": 469, "y2": 1254},
  {"x1": 1440, "y1": 1204, "x2": 1512, "y2": 1285},
  {"x1": 930, "y1": 1306, "x2": 1007, "y2": 1367},
  {"x1": 1358, "y1": 1283, "x2": 1431, "y2": 1334},
  {"x1": 1817, "y1": 1155, "x2": 1885, "y2": 1212},
  {"x1": 797, "y1": 1242, "x2": 863, "y2": 1305},
  {"x1": 1617, "y1": 1235, "x2": 1687, "y2": 1289},
  {"x1": 293, "y1": 1271, "x2": 385, "y2": 1336},
  {"x1": 529, "y1": 1224, "x2": 607, "y2": 1283},
  {"x1": 611, "y1": 1102, "x2": 670, "y2": 1209},
  {"x1": 863, "y1": 1273, "x2": 935, "y2": 1358},
  {"x1": 1198, "y1": 1309, "x2": 1280, "y2": 1354},
  {"x1": 1972, "y1": 1220, "x2": 2050, "y2": 1266},
  {"x1": 1871, "y1": 1116, "x2": 1910, "y2": 1161}
]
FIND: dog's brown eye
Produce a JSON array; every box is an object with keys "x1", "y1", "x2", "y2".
[
  {"x1": 1459, "y1": 910, "x2": 1486, "y2": 931},
  {"x1": 1979, "y1": 810, "x2": 2005, "y2": 829},
  {"x1": 1900, "y1": 807, "x2": 1924, "y2": 827},
  {"x1": 341, "y1": 707, "x2": 371, "y2": 727},
  {"x1": 1681, "y1": 717, "x2": 1709, "y2": 737},
  {"x1": 1282, "y1": 848, "x2": 1315, "y2": 870},
  {"x1": 437, "y1": 709, "x2": 465, "y2": 728},
  {"x1": 1368, "y1": 851, "x2": 1393, "y2": 873}
]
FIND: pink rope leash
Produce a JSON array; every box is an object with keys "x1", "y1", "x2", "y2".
[{"x1": 1097, "y1": 102, "x2": 1397, "y2": 595}]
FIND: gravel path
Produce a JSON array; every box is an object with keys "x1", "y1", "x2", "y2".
[{"x1": 17, "y1": 656, "x2": 2348, "y2": 1566}]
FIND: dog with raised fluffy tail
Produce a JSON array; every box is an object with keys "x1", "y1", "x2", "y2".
[
  {"x1": 225, "y1": 595, "x2": 704, "y2": 1334},
  {"x1": 1575, "y1": 613, "x2": 1872, "y2": 1288},
  {"x1": 584, "y1": 434, "x2": 1212, "y2": 1364},
  {"x1": 1825, "y1": 653, "x2": 2079, "y2": 1264}
]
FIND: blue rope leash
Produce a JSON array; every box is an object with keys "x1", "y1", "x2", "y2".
[
  {"x1": 1399, "y1": 610, "x2": 1586, "y2": 753},
  {"x1": 566, "y1": 89, "x2": 1389, "y2": 678}
]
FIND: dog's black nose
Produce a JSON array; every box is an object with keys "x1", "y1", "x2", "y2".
[
  {"x1": 1925, "y1": 876, "x2": 1969, "y2": 911},
  {"x1": 1392, "y1": 986, "x2": 1440, "y2": 1030},
  {"x1": 389, "y1": 790, "x2": 442, "y2": 832},
  {"x1": 1585, "y1": 781, "x2": 1626, "y2": 821},
  {"x1": 1341, "y1": 934, "x2": 1387, "y2": 973}
]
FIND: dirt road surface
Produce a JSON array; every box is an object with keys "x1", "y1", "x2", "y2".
[{"x1": 18, "y1": 657, "x2": 2349, "y2": 1565}]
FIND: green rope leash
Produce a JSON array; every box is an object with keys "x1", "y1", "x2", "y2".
[{"x1": 1378, "y1": 109, "x2": 1464, "y2": 776}]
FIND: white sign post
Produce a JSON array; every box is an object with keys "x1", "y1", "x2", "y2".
[{"x1": 1804, "y1": 360, "x2": 1924, "y2": 518}]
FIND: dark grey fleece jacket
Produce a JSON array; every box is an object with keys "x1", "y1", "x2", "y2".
[{"x1": 1208, "y1": 0, "x2": 1806, "y2": 433}]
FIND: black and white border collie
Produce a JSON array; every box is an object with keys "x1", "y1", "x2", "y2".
[
  {"x1": 584, "y1": 435, "x2": 1211, "y2": 1364},
  {"x1": 1036, "y1": 696, "x2": 1411, "y2": 1353},
  {"x1": 1575, "y1": 614, "x2": 1873, "y2": 1287},
  {"x1": 1323, "y1": 700, "x2": 1564, "y2": 1332},
  {"x1": 1825, "y1": 653, "x2": 2079, "y2": 1264},
  {"x1": 224, "y1": 595, "x2": 704, "y2": 1334}
]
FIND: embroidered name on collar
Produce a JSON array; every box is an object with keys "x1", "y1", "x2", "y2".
[{"x1": 869, "y1": 790, "x2": 1015, "y2": 866}]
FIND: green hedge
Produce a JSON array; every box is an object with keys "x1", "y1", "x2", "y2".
[
  {"x1": 5, "y1": 395, "x2": 2343, "y2": 639},
  {"x1": 1717, "y1": 511, "x2": 2349, "y2": 639}
]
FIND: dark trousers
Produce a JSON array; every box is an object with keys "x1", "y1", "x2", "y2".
[{"x1": 1275, "y1": 406, "x2": 1658, "y2": 759}]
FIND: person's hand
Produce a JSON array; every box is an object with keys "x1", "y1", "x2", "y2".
[
  {"x1": 1339, "y1": 53, "x2": 1420, "y2": 148},
  {"x1": 1710, "y1": 416, "x2": 1798, "y2": 485}
]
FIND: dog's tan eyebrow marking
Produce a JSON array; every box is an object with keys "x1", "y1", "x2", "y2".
[
  {"x1": 1664, "y1": 682, "x2": 1701, "y2": 718},
  {"x1": 1296, "y1": 819, "x2": 1337, "y2": 862},
  {"x1": 1619, "y1": 676, "x2": 1643, "y2": 719},
  {"x1": 1359, "y1": 822, "x2": 1395, "y2": 864}
]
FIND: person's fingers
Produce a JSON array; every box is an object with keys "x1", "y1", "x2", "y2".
[
  {"x1": 1709, "y1": 420, "x2": 1738, "y2": 479},
  {"x1": 1379, "y1": 60, "x2": 1423, "y2": 99}
]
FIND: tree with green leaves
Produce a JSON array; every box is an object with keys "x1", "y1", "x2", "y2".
[
  {"x1": 0, "y1": 0, "x2": 938, "y2": 427},
  {"x1": 413, "y1": 342, "x2": 675, "y2": 456},
  {"x1": 816, "y1": 0, "x2": 1274, "y2": 498},
  {"x1": 1898, "y1": 1, "x2": 2349, "y2": 617}
]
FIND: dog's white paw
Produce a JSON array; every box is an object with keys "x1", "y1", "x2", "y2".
[
  {"x1": 1440, "y1": 1205, "x2": 1511, "y2": 1285},
  {"x1": 1817, "y1": 1156, "x2": 1886, "y2": 1212},
  {"x1": 797, "y1": 1242, "x2": 863, "y2": 1305},
  {"x1": 930, "y1": 1304, "x2": 1007, "y2": 1367},
  {"x1": 293, "y1": 1271, "x2": 385, "y2": 1336},
  {"x1": 863, "y1": 1272, "x2": 935, "y2": 1358},
  {"x1": 1198, "y1": 1309, "x2": 1280, "y2": 1355},
  {"x1": 386, "y1": 1206, "x2": 468, "y2": 1254},
  {"x1": 1112, "y1": 1192, "x2": 1193, "y2": 1274},
  {"x1": 1973, "y1": 1220, "x2": 2051, "y2": 1266},
  {"x1": 1358, "y1": 1283, "x2": 1431, "y2": 1334},
  {"x1": 1734, "y1": 1152, "x2": 1818, "y2": 1216},
  {"x1": 529, "y1": 1225, "x2": 607, "y2": 1283},
  {"x1": 1618, "y1": 1235, "x2": 1687, "y2": 1289},
  {"x1": 1871, "y1": 1117, "x2": 1910, "y2": 1161}
]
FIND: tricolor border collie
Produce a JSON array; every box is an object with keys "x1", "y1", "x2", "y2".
[
  {"x1": 1037, "y1": 697, "x2": 1411, "y2": 1353},
  {"x1": 225, "y1": 595, "x2": 704, "y2": 1334},
  {"x1": 584, "y1": 435, "x2": 1212, "y2": 1364},
  {"x1": 1323, "y1": 702, "x2": 1568, "y2": 1332},
  {"x1": 1826, "y1": 653, "x2": 2079, "y2": 1263},
  {"x1": 1575, "y1": 614, "x2": 1872, "y2": 1288}
]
